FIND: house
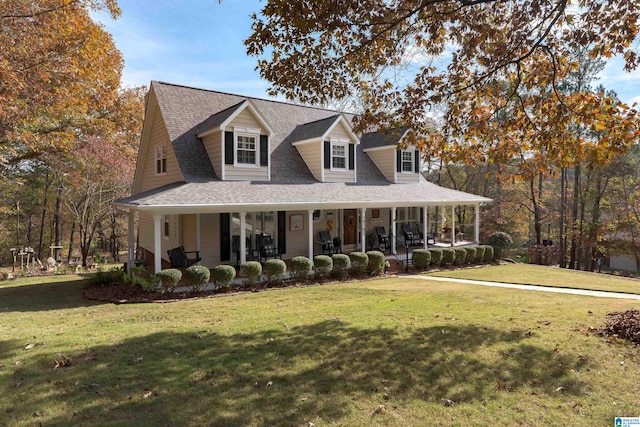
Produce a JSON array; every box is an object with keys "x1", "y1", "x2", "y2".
[{"x1": 114, "y1": 81, "x2": 491, "y2": 273}]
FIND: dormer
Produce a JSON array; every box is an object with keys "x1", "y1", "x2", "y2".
[
  {"x1": 362, "y1": 128, "x2": 421, "y2": 184},
  {"x1": 290, "y1": 114, "x2": 359, "y2": 183},
  {"x1": 197, "y1": 99, "x2": 274, "y2": 181}
]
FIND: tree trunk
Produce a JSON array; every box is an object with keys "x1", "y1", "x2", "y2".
[
  {"x1": 588, "y1": 170, "x2": 603, "y2": 271},
  {"x1": 54, "y1": 185, "x2": 63, "y2": 261},
  {"x1": 569, "y1": 163, "x2": 580, "y2": 269},
  {"x1": 559, "y1": 167, "x2": 566, "y2": 268},
  {"x1": 37, "y1": 170, "x2": 51, "y2": 260},
  {"x1": 67, "y1": 221, "x2": 76, "y2": 263}
]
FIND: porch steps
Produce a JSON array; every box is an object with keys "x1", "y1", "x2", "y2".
[{"x1": 386, "y1": 258, "x2": 407, "y2": 275}]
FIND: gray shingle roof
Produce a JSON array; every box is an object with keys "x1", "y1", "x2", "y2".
[
  {"x1": 119, "y1": 81, "x2": 491, "y2": 209},
  {"x1": 286, "y1": 114, "x2": 341, "y2": 143},
  {"x1": 361, "y1": 127, "x2": 408, "y2": 149}
]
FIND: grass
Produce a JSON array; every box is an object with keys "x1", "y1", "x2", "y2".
[
  {"x1": 428, "y1": 263, "x2": 640, "y2": 295},
  {"x1": 1, "y1": 271, "x2": 639, "y2": 426}
]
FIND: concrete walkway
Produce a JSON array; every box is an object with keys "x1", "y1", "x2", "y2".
[{"x1": 406, "y1": 274, "x2": 640, "y2": 300}]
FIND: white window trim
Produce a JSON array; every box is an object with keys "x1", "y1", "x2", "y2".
[
  {"x1": 234, "y1": 132, "x2": 260, "y2": 168},
  {"x1": 401, "y1": 150, "x2": 414, "y2": 174},
  {"x1": 155, "y1": 144, "x2": 167, "y2": 175},
  {"x1": 330, "y1": 142, "x2": 348, "y2": 171}
]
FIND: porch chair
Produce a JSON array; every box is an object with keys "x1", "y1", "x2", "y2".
[
  {"x1": 232, "y1": 236, "x2": 259, "y2": 266},
  {"x1": 257, "y1": 234, "x2": 282, "y2": 262},
  {"x1": 401, "y1": 224, "x2": 419, "y2": 247},
  {"x1": 375, "y1": 226, "x2": 390, "y2": 252},
  {"x1": 319, "y1": 230, "x2": 338, "y2": 255},
  {"x1": 167, "y1": 246, "x2": 201, "y2": 268},
  {"x1": 415, "y1": 222, "x2": 436, "y2": 245},
  {"x1": 411, "y1": 223, "x2": 424, "y2": 246}
]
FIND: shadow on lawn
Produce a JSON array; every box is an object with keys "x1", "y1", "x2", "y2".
[
  {"x1": 10, "y1": 321, "x2": 589, "y2": 426},
  {"x1": 0, "y1": 278, "x2": 102, "y2": 313}
]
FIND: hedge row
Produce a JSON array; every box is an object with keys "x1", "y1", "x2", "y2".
[
  {"x1": 151, "y1": 251, "x2": 388, "y2": 293},
  {"x1": 410, "y1": 244, "x2": 497, "y2": 270}
]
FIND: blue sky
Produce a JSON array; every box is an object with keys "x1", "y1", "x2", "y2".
[{"x1": 96, "y1": 0, "x2": 640, "y2": 105}]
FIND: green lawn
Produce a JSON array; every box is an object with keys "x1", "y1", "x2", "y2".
[
  {"x1": 1, "y1": 271, "x2": 639, "y2": 426},
  {"x1": 428, "y1": 263, "x2": 640, "y2": 294}
]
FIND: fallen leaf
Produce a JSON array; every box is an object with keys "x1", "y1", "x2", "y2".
[
  {"x1": 24, "y1": 343, "x2": 35, "y2": 350},
  {"x1": 372, "y1": 404, "x2": 386, "y2": 415},
  {"x1": 555, "y1": 387, "x2": 565, "y2": 393},
  {"x1": 266, "y1": 381, "x2": 273, "y2": 387},
  {"x1": 143, "y1": 390, "x2": 154, "y2": 399},
  {"x1": 442, "y1": 399, "x2": 455, "y2": 406}
]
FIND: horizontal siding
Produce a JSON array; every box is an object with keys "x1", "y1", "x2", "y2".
[
  {"x1": 396, "y1": 171, "x2": 419, "y2": 184},
  {"x1": 224, "y1": 165, "x2": 269, "y2": 181},
  {"x1": 200, "y1": 213, "x2": 221, "y2": 267},
  {"x1": 367, "y1": 149, "x2": 395, "y2": 182},
  {"x1": 283, "y1": 210, "x2": 311, "y2": 258},
  {"x1": 295, "y1": 141, "x2": 322, "y2": 181},
  {"x1": 140, "y1": 107, "x2": 183, "y2": 193},
  {"x1": 201, "y1": 133, "x2": 222, "y2": 179},
  {"x1": 324, "y1": 168, "x2": 356, "y2": 182},
  {"x1": 138, "y1": 213, "x2": 181, "y2": 262},
  {"x1": 329, "y1": 121, "x2": 352, "y2": 141},
  {"x1": 226, "y1": 109, "x2": 264, "y2": 132}
]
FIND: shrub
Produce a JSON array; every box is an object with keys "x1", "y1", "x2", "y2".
[
  {"x1": 366, "y1": 250, "x2": 385, "y2": 276},
  {"x1": 185, "y1": 265, "x2": 211, "y2": 293},
  {"x1": 331, "y1": 253, "x2": 351, "y2": 279},
  {"x1": 212, "y1": 265, "x2": 236, "y2": 288},
  {"x1": 442, "y1": 248, "x2": 455, "y2": 266},
  {"x1": 430, "y1": 248, "x2": 443, "y2": 266},
  {"x1": 488, "y1": 231, "x2": 513, "y2": 260},
  {"x1": 349, "y1": 251, "x2": 369, "y2": 276},
  {"x1": 156, "y1": 268, "x2": 182, "y2": 293},
  {"x1": 475, "y1": 246, "x2": 486, "y2": 263},
  {"x1": 454, "y1": 248, "x2": 467, "y2": 266},
  {"x1": 240, "y1": 261, "x2": 262, "y2": 286},
  {"x1": 291, "y1": 256, "x2": 313, "y2": 281},
  {"x1": 465, "y1": 247, "x2": 477, "y2": 264},
  {"x1": 264, "y1": 259, "x2": 287, "y2": 285},
  {"x1": 314, "y1": 255, "x2": 333, "y2": 279},
  {"x1": 412, "y1": 249, "x2": 431, "y2": 270},
  {"x1": 483, "y1": 245, "x2": 494, "y2": 263},
  {"x1": 87, "y1": 266, "x2": 123, "y2": 287}
]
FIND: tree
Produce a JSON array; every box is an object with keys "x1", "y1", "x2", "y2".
[
  {"x1": 246, "y1": 1, "x2": 640, "y2": 165},
  {"x1": 0, "y1": 0, "x2": 123, "y2": 169}
]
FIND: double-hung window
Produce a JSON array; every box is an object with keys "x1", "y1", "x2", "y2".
[
  {"x1": 235, "y1": 134, "x2": 257, "y2": 166},
  {"x1": 156, "y1": 144, "x2": 167, "y2": 174},
  {"x1": 401, "y1": 150, "x2": 413, "y2": 173},
  {"x1": 331, "y1": 143, "x2": 347, "y2": 170}
]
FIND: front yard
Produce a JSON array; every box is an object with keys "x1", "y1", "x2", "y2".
[{"x1": 1, "y1": 268, "x2": 639, "y2": 426}]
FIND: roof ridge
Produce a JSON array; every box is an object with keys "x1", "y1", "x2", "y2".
[{"x1": 152, "y1": 80, "x2": 355, "y2": 115}]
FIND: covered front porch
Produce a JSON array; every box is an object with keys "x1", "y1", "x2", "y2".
[{"x1": 120, "y1": 203, "x2": 484, "y2": 274}]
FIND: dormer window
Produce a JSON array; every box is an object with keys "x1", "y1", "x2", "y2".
[
  {"x1": 236, "y1": 133, "x2": 258, "y2": 166},
  {"x1": 401, "y1": 151, "x2": 413, "y2": 173},
  {"x1": 331, "y1": 143, "x2": 347, "y2": 170}
]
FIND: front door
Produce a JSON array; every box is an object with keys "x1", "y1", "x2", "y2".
[{"x1": 344, "y1": 209, "x2": 358, "y2": 246}]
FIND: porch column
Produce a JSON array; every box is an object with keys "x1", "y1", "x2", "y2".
[
  {"x1": 475, "y1": 204, "x2": 480, "y2": 244},
  {"x1": 451, "y1": 207, "x2": 456, "y2": 247},
  {"x1": 307, "y1": 209, "x2": 314, "y2": 259},
  {"x1": 360, "y1": 208, "x2": 366, "y2": 251},
  {"x1": 441, "y1": 206, "x2": 446, "y2": 238},
  {"x1": 423, "y1": 206, "x2": 428, "y2": 249},
  {"x1": 391, "y1": 207, "x2": 397, "y2": 255},
  {"x1": 127, "y1": 210, "x2": 134, "y2": 276},
  {"x1": 240, "y1": 212, "x2": 247, "y2": 264},
  {"x1": 196, "y1": 214, "x2": 201, "y2": 253},
  {"x1": 153, "y1": 214, "x2": 162, "y2": 273}
]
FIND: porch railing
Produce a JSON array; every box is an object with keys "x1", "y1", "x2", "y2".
[{"x1": 389, "y1": 232, "x2": 410, "y2": 272}]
